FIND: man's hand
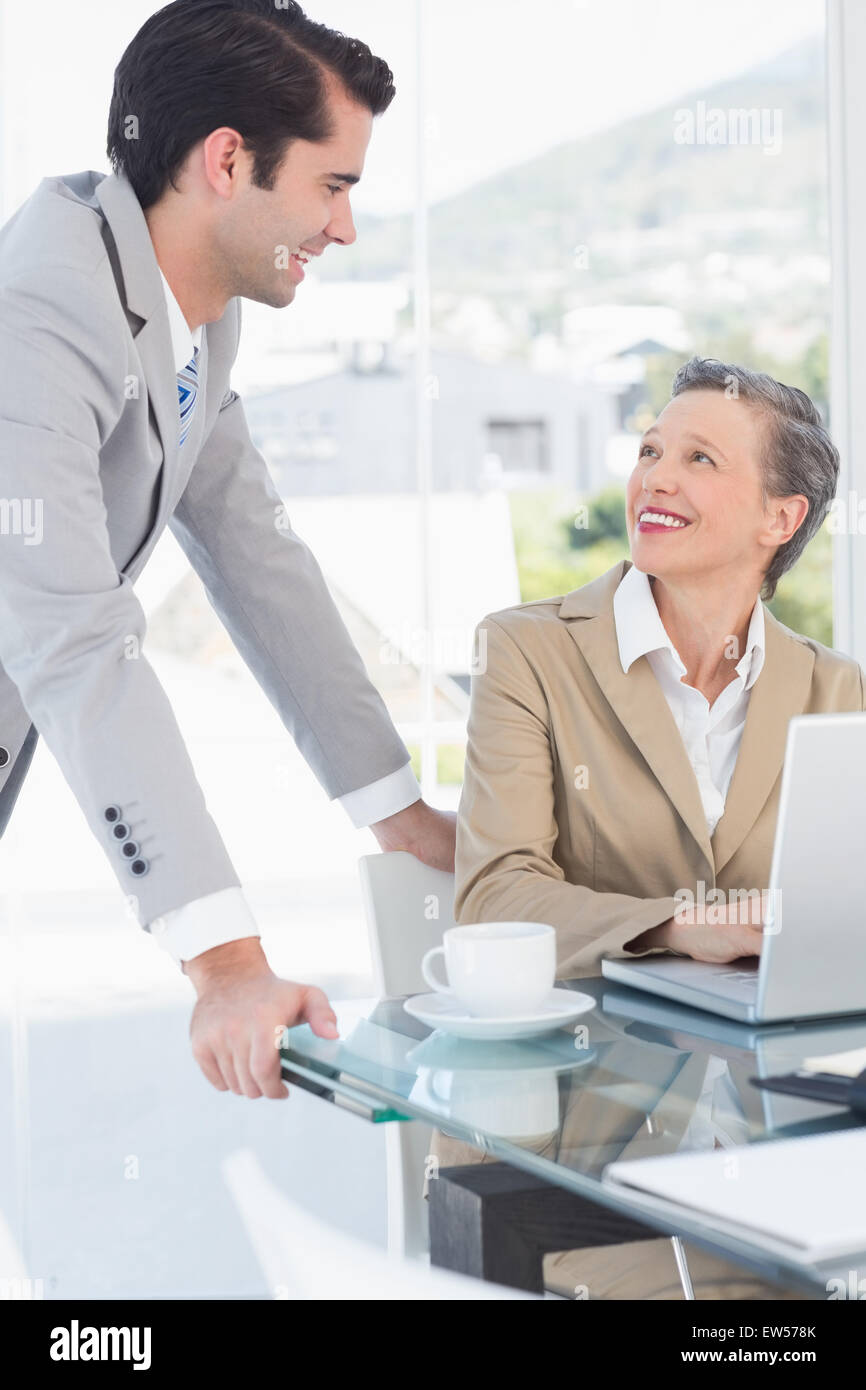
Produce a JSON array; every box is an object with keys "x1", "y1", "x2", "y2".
[
  {"x1": 371, "y1": 797, "x2": 456, "y2": 873},
  {"x1": 184, "y1": 938, "x2": 338, "y2": 1098}
]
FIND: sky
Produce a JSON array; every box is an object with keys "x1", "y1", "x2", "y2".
[{"x1": 0, "y1": 0, "x2": 824, "y2": 221}]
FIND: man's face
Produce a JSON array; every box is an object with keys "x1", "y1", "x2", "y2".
[{"x1": 218, "y1": 84, "x2": 372, "y2": 308}]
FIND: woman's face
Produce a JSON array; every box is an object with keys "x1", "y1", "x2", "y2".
[{"x1": 625, "y1": 389, "x2": 782, "y2": 587}]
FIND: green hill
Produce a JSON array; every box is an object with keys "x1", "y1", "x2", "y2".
[{"x1": 324, "y1": 37, "x2": 826, "y2": 300}]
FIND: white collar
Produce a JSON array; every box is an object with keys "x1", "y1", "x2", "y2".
[
  {"x1": 158, "y1": 267, "x2": 202, "y2": 373},
  {"x1": 613, "y1": 562, "x2": 765, "y2": 689}
]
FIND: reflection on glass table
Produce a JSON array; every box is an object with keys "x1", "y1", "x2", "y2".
[{"x1": 279, "y1": 978, "x2": 866, "y2": 1295}]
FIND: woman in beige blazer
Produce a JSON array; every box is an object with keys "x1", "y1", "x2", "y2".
[
  {"x1": 433, "y1": 356, "x2": 865, "y2": 1299},
  {"x1": 456, "y1": 357, "x2": 863, "y2": 975}
]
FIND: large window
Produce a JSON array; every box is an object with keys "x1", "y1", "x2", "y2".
[{"x1": 0, "y1": 0, "x2": 833, "y2": 1300}]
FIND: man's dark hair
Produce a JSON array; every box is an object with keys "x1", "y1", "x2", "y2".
[{"x1": 107, "y1": 0, "x2": 396, "y2": 210}]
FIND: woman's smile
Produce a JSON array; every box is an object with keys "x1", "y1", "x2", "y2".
[{"x1": 636, "y1": 506, "x2": 694, "y2": 533}]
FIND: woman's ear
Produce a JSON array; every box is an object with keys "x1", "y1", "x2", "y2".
[{"x1": 763, "y1": 494, "x2": 809, "y2": 549}]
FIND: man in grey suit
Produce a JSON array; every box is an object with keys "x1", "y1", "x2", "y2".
[{"x1": 0, "y1": 0, "x2": 454, "y2": 1099}]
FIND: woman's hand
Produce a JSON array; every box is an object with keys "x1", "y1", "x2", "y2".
[
  {"x1": 626, "y1": 891, "x2": 769, "y2": 963},
  {"x1": 658, "y1": 916, "x2": 764, "y2": 962}
]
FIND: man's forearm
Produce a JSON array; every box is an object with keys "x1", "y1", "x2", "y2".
[{"x1": 183, "y1": 935, "x2": 269, "y2": 993}]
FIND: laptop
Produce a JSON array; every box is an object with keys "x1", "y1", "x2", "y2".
[{"x1": 601, "y1": 712, "x2": 866, "y2": 1023}]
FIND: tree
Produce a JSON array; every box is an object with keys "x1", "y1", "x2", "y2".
[{"x1": 566, "y1": 485, "x2": 629, "y2": 551}]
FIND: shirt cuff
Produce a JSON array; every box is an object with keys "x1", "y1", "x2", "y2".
[
  {"x1": 149, "y1": 887, "x2": 261, "y2": 966},
  {"x1": 336, "y1": 762, "x2": 422, "y2": 829}
]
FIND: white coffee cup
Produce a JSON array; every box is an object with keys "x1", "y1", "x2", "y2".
[{"x1": 421, "y1": 921, "x2": 556, "y2": 1018}]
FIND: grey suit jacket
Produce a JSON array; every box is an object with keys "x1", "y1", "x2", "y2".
[{"x1": 0, "y1": 168, "x2": 410, "y2": 925}]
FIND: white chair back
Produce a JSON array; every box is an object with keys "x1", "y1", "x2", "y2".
[
  {"x1": 358, "y1": 849, "x2": 456, "y2": 996},
  {"x1": 357, "y1": 851, "x2": 458, "y2": 1261}
]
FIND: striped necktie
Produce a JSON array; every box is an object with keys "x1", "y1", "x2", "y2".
[{"x1": 177, "y1": 346, "x2": 199, "y2": 448}]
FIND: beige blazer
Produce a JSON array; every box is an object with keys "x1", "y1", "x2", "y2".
[{"x1": 455, "y1": 559, "x2": 866, "y2": 979}]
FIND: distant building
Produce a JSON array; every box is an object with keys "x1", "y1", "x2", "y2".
[
  {"x1": 562, "y1": 304, "x2": 688, "y2": 368},
  {"x1": 242, "y1": 348, "x2": 618, "y2": 497},
  {"x1": 561, "y1": 303, "x2": 690, "y2": 428}
]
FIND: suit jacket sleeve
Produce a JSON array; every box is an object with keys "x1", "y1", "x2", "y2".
[
  {"x1": 454, "y1": 617, "x2": 682, "y2": 978},
  {"x1": 0, "y1": 263, "x2": 241, "y2": 924},
  {"x1": 168, "y1": 317, "x2": 410, "y2": 800}
]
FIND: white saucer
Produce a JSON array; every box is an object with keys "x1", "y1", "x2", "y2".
[{"x1": 403, "y1": 987, "x2": 596, "y2": 1040}]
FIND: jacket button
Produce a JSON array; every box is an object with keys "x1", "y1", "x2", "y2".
[
  {"x1": 112, "y1": 822, "x2": 130, "y2": 841},
  {"x1": 103, "y1": 805, "x2": 122, "y2": 823},
  {"x1": 121, "y1": 840, "x2": 140, "y2": 859},
  {"x1": 0, "y1": 748, "x2": 9, "y2": 768},
  {"x1": 129, "y1": 858, "x2": 149, "y2": 877}
]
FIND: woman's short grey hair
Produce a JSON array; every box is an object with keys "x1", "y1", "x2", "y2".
[{"x1": 670, "y1": 356, "x2": 839, "y2": 601}]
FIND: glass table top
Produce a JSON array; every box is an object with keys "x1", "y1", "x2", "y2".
[{"x1": 280, "y1": 978, "x2": 866, "y2": 1295}]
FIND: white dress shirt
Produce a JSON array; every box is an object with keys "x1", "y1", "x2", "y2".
[
  {"x1": 613, "y1": 562, "x2": 765, "y2": 837},
  {"x1": 148, "y1": 269, "x2": 421, "y2": 964}
]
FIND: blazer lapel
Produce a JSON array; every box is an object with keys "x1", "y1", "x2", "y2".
[
  {"x1": 560, "y1": 561, "x2": 816, "y2": 879},
  {"x1": 93, "y1": 171, "x2": 182, "y2": 570},
  {"x1": 711, "y1": 607, "x2": 814, "y2": 873}
]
